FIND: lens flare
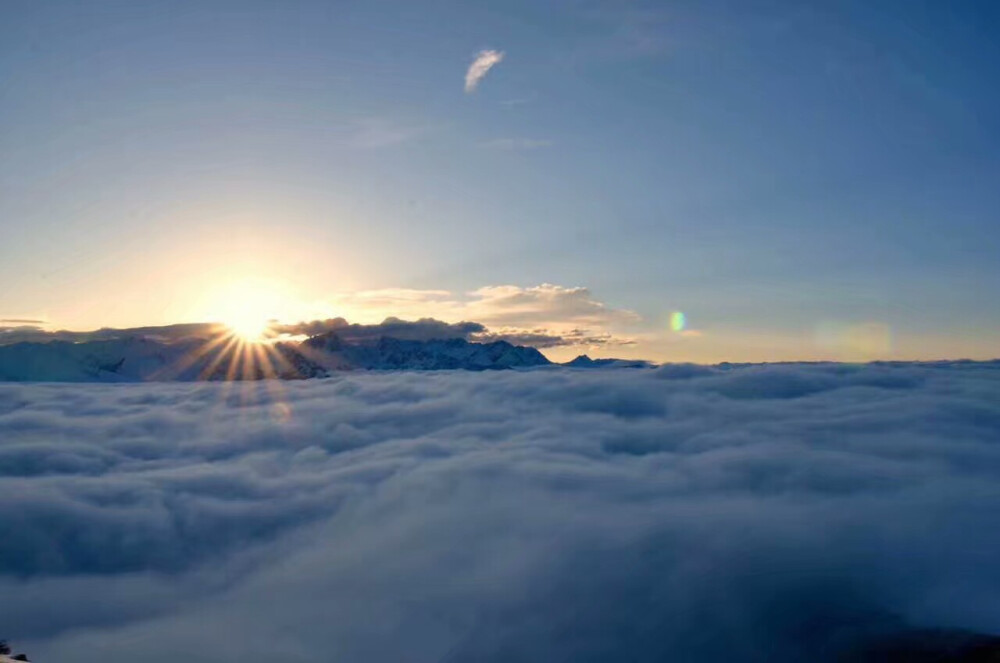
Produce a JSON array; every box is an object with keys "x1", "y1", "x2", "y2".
[{"x1": 670, "y1": 311, "x2": 686, "y2": 333}]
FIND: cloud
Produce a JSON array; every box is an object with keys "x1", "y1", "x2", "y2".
[
  {"x1": 273, "y1": 316, "x2": 486, "y2": 343},
  {"x1": 2, "y1": 361, "x2": 1000, "y2": 661},
  {"x1": 274, "y1": 310, "x2": 632, "y2": 353},
  {"x1": 464, "y1": 49, "x2": 504, "y2": 93},
  {"x1": 476, "y1": 328, "x2": 632, "y2": 349},
  {"x1": 328, "y1": 284, "x2": 639, "y2": 349},
  {"x1": 479, "y1": 138, "x2": 553, "y2": 150},
  {"x1": 0, "y1": 322, "x2": 219, "y2": 345},
  {"x1": 467, "y1": 283, "x2": 639, "y2": 328}
]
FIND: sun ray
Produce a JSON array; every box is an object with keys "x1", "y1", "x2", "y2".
[
  {"x1": 240, "y1": 340, "x2": 257, "y2": 382},
  {"x1": 151, "y1": 327, "x2": 233, "y2": 380},
  {"x1": 146, "y1": 276, "x2": 303, "y2": 386},
  {"x1": 226, "y1": 340, "x2": 246, "y2": 382},
  {"x1": 200, "y1": 334, "x2": 242, "y2": 381}
]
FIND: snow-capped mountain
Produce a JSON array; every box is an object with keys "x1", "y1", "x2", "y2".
[
  {"x1": 0, "y1": 331, "x2": 551, "y2": 382},
  {"x1": 0, "y1": 336, "x2": 202, "y2": 382},
  {"x1": 290, "y1": 332, "x2": 549, "y2": 372}
]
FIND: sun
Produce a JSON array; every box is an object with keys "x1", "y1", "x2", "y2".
[
  {"x1": 224, "y1": 309, "x2": 272, "y2": 342},
  {"x1": 203, "y1": 278, "x2": 288, "y2": 343}
]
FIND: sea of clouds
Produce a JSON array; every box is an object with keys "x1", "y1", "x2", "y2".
[{"x1": 2, "y1": 362, "x2": 999, "y2": 662}]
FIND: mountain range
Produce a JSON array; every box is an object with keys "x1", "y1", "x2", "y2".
[{"x1": 0, "y1": 330, "x2": 561, "y2": 382}]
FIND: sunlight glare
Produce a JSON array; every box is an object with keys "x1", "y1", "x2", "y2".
[
  {"x1": 205, "y1": 278, "x2": 289, "y2": 342},
  {"x1": 225, "y1": 309, "x2": 272, "y2": 342}
]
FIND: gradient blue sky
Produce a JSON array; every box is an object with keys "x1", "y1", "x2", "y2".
[{"x1": 1, "y1": 0, "x2": 998, "y2": 361}]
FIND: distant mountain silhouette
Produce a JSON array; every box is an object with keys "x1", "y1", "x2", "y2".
[{"x1": 0, "y1": 330, "x2": 551, "y2": 382}]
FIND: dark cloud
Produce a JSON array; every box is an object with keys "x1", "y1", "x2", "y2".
[
  {"x1": 474, "y1": 330, "x2": 569, "y2": 348},
  {"x1": 0, "y1": 362, "x2": 998, "y2": 661},
  {"x1": 273, "y1": 316, "x2": 486, "y2": 343},
  {"x1": 0, "y1": 322, "x2": 219, "y2": 345}
]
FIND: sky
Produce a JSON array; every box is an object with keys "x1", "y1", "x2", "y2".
[{"x1": 1, "y1": 0, "x2": 998, "y2": 362}]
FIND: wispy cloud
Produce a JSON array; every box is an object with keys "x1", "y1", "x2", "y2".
[
  {"x1": 479, "y1": 138, "x2": 553, "y2": 150},
  {"x1": 0, "y1": 318, "x2": 46, "y2": 324},
  {"x1": 464, "y1": 49, "x2": 505, "y2": 93}
]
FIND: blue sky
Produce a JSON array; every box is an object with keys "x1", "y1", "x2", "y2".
[{"x1": 1, "y1": 0, "x2": 997, "y2": 361}]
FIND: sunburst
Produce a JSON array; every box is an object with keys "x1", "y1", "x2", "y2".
[{"x1": 152, "y1": 278, "x2": 302, "y2": 384}]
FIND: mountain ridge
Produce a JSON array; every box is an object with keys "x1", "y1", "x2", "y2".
[{"x1": 0, "y1": 331, "x2": 553, "y2": 382}]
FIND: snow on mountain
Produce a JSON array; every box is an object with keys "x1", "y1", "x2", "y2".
[
  {"x1": 0, "y1": 331, "x2": 551, "y2": 382},
  {"x1": 292, "y1": 332, "x2": 550, "y2": 372},
  {"x1": 0, "y1": 336, "x2": 199, "y2": 382}
]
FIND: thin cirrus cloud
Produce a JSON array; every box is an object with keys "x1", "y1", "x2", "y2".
[
  {"x1": 5, "y1": 361, "x2": 1000, "y2": 661},
  {"x1": 464, "y1": 49, "x2": 505, "y2": 93}
]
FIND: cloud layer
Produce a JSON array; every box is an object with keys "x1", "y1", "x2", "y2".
[
  {"x1": 2, "y1": 362, "x2": 999, "y2": 661},
  {"x1": 465, "y1": 49, "x2": 504, "y2": 92}
]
